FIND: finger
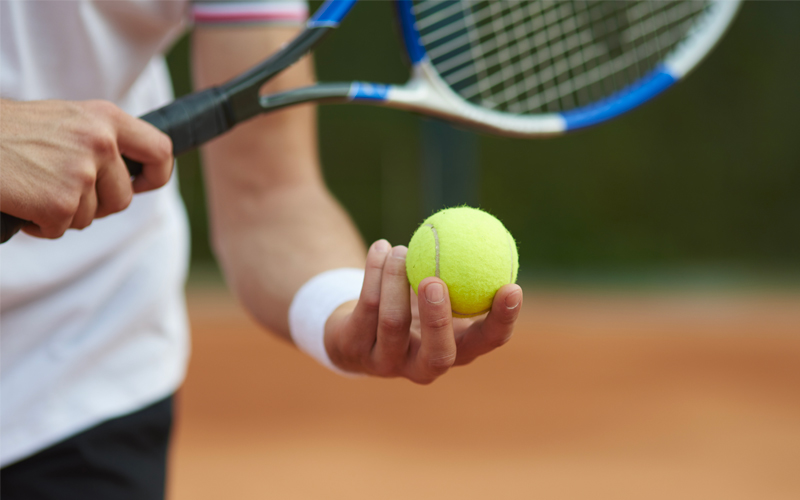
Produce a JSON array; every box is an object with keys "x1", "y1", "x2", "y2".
[
  {"x1": 21, "y1": 224, "x2": 46, "y2": 238},
  {"x1": 24, "y1": 192, "x2": 77, "y2": 239},
  {"x1": 454, "y1": 284, "x2": 522, "y2": 366},
  {"x1": 412, "y1": 277, "x2": 456, "y2": 383},
  {"x1": 24, "y1": 217, "x2": 71, "y2": 239},
  {"x1": 69, "y1": 189, "x2": 97, "y2": 230},
  {"x1": 23, "y1": 212, "x2": 69, "y2": 239},
  {"x1": 410, "y1": 287, "x2": 421, "y2": 329},
  {"x1": 372, "y1": 245, "x2": 412, "y2": 374},
  {"x1": 113, "y1": 113, "x2": 173, "y2": 193},
  {"x1": 346, "y1": 239, "x2": 392, "y2": 353},
  {"x1": 95, "y1": 156, "x2": 134, "y2": 218}
]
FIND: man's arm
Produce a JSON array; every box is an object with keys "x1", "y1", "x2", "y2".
[
  {"x1": 193, "y1": 26, "x2": 366, "y2": 338},
  {"x1": 194, "y1": 26, "x2": 523, "y2": 383}
]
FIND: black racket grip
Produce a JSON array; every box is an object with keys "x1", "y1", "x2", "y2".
[
  {"x1": 0, "y1": 213, "x2": 28, "y2": 243},
  {"x1": 125, "y1": 86, "x2": 231, "y2": 176},
  {"x1": 1, "y1": 87, "x2": 231, "y2": 243}
]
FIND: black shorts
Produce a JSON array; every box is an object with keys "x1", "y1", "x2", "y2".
[{"x1": 1, "y1": 395, "x2": 173, "y2": 500}]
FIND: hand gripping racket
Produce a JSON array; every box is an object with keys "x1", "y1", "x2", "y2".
[{"x1": 0, "y1": 0, "x2": 741, "y2": 243}]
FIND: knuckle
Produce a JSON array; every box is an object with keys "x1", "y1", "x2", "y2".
[
  {"x1": 497, "y1": 307, "x2": 519, "y2": 325},
  {"x1": 77, "y1": 167, "x2": 96, "y2": 189},
  {"x1": 379, "y1": 314, "x2": 410, "y2": 334},
  {"x1": 384, "y1": 260, "x2": 407, "y2": 277},
  {"x1": 91, "y1": 133, "x2": 118, "y2": 159},
  {"x1": 359, "y1": 295, "x2": 381, "y2": 314},
  {"x1": 426, "y1": 352, "x2": 456, "y2": 373},
  {"x1": 52, "y1": 195, "x2": 78, "y2": 219},
  {"x1": 81, "y1": 100, "x2": 118, "y2": 127},
  {"x1": 365, "y1": 258, "x2": 386, "y2": 273},
  {"x1": 425, "y1": 315, "x2": 451, "y2": 331},
  {"x1": 76, "y1": 100, "x2": 97, "y2": 115},
  {"x1": 107, "y1": 190, "x2": 133, "y2": 214},
  {"x1": 90, "y1": 99, "x2": 120, "y2": 118}
]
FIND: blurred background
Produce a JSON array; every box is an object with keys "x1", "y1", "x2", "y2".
[{"x1": 167, "y1": 2, "x2": 800, "y2": 499}]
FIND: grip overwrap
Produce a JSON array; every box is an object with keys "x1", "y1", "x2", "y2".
[{"x1": 125, "y1": 87, "x2": 231, "y2": 176}]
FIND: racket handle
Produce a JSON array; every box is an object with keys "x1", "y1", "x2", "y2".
[
  {"x1": 0, "y1": 213, "x2": 28, "y2": 243},
  {"x1": 1, "y1": 87, "x2": 231, "y2": 243},
  {"x1": 125, "y1": 86, "x2": 231, "y2": 176}
]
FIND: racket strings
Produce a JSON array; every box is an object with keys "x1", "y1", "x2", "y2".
[{"x1": 412, "y1": 0, "x2": 710, "y2": 115}]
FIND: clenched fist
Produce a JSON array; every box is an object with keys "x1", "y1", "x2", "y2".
[{"x1": 0, "y1": 99, "x2": 173, "y2": 238}]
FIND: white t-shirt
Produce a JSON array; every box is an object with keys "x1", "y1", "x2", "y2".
[{"x1": 0, "y1": 0, "x2": 307, "y2": 467}]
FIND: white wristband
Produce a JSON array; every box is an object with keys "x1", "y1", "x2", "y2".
[{"x1": 288, "y1": 268, "x2": 365, "y2": 377}]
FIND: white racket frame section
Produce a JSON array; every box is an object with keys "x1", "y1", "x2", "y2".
[{"x1": 377, "y1": 0, "x2": 742, "y2": 137}]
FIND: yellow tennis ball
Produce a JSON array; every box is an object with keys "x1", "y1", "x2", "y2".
[{"x1": 406, "y1": 206, "x2": 519, "y2": 318}]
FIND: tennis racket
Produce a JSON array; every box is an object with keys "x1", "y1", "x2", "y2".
[{"x1": 0, "y1": 0, "x2": 742, "y2": 243}]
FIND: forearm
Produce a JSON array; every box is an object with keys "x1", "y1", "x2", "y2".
[
  {"x1": 193, "y1": 26, "x2": 365, "y2": 341},
  {"x1": 209, "y1": 169, "x2": 365, "y2": 340}
]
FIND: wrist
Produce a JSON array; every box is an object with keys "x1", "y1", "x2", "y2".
[{"x1": 288, "y1": 268, "x2": 365, "y2": 377}]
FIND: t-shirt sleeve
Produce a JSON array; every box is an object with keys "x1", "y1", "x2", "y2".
[{"x1": 191, "y1": 0, "x2": 308, "y2": 27}]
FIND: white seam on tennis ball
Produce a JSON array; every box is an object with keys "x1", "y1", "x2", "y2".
[
  {"x1": 424, "y1": 223, "x2": 440, "y2": 278},
  {"x1": 426, "y1": 222, "x2": 491, "y2": 317},
  {"x1": 507, "y1": 231, "x2": 514, "y2": 283}
]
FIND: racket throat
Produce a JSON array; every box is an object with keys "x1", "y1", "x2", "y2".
[
  {"x1": 223, "y1": 27, "x2": 334, "y2": 124},
  {"x1": 259, "y1": 83, "x2": 353, "y2": 113}
]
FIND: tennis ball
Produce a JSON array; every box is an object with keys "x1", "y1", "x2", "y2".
[{"x1": 406, "y1": 206, "x2": 518, "y2": 318}]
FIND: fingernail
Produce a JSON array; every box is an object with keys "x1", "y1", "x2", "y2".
[
  {"x1": 373, "y1": 239, "x2": 391, "y2": 253},
  {"x1": 425, "y1": 282, "x2": 444, "y2": 304},
  {"x1": 505, "y1": 289, "x2": 521, "y2": 310},
  {"x1": 391, "y1": 245, "x2": 408, "y2": 259}
]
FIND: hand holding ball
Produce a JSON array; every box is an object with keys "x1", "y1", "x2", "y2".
[{"x1": 406, "y1": 207, "x2": 518, "y2": 317}]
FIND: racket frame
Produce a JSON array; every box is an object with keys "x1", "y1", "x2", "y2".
[
  {"x1": 0, "y1": 0, "x2": 743, "y2": 243},
  {"x1": 301, "y1": 0, "x2": 742, "y2": 135},
  {"x1": 260, "y1": 0, "x2": 742, "y2": 136}
]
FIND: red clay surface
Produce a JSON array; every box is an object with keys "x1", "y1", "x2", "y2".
[{"x1": 169, "y1": 287, "x2": 800, "y2": 500}]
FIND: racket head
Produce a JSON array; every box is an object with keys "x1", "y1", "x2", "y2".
[{"x1": 372, "y1": 0, "x2": 742, "y2": 136}]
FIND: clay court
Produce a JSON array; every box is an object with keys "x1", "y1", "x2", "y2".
[{"x1": 168, "y1": 285, "x2": 800, "y2": 500}]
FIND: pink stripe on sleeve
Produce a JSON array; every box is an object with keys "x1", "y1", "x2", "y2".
[{"x1": 192, "y1": 2, "x2": 308, "y2": 25}]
